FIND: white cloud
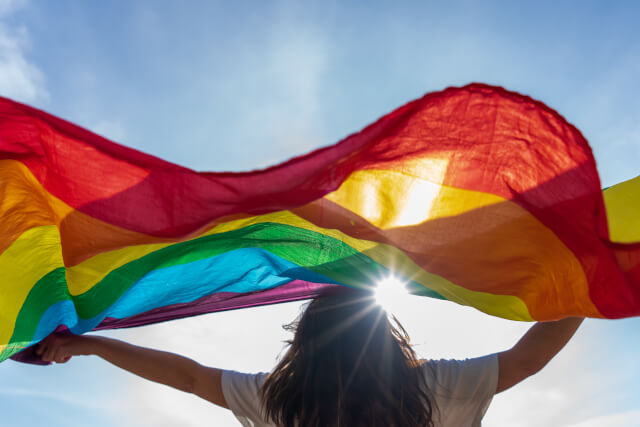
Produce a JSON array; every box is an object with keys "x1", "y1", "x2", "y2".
[{"x1": 0, "y1": 0, "x2": 48, "y2": 104}]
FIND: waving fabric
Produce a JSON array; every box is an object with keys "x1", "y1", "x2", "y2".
[{"x1": 1, "y1": 84, "x2": 638, "y2": 363}]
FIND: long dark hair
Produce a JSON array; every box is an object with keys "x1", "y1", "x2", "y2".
[{"x1": 260, "y1": 290, "x2": 435, "y2": 426}]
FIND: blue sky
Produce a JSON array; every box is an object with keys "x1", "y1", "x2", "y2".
[{"x1": 0, "y1": 0, "x2": 639, "y2": 425}]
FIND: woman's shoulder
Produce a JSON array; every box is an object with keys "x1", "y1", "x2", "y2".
[
  {"x1": 418, "y1": 355, "x2": 499, "y2": 426},
  {"x1": 221, "y1": 370, "x2": 272, "y2": 426}
]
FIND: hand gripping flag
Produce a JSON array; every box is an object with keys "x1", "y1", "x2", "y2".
[{"x1": 1, "y1": 84, "x2": 638, "y2": 363}]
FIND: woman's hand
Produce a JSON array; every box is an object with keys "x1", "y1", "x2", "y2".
[{"x1": 35, "y1": 334, "x2": 90, "y2": 363}]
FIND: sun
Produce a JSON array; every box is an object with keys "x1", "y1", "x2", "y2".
[{"x1": 374, "y1": 275, "x2": 410, "y2": 314}]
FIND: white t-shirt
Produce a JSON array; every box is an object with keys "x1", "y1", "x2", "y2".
[{"x1": 221, "y1": 354, "x2": 498, "y2": 427}]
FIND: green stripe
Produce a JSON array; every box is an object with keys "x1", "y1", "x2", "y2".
[
  {"x1": 0, "y1": 269, "x2": 68, "y2": 361},
  {"x1": 2, "y1": 222, "x2": 444, "y2": 362}
]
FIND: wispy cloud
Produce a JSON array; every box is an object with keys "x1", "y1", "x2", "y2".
[
  {"x1": 0, "y1": 386, "x2": 113, "y2": 410},
  {"x1": 0, "y1": 0, "x2": 48, "y2": 103}
]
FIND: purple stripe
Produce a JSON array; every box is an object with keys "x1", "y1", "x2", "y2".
[{"x1": 96, "y1": 280, "x2": 344, "y2": 329}]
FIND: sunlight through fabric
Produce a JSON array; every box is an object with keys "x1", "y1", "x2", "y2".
[{"x1": 374, "y1": 276, "x2": 410, "y2": 315}]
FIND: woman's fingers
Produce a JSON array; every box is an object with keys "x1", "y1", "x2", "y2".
[
  {"x1": 37, "y1": 334, "x2": 85, "y2": 363},
  {"x1": 38, "y1": 335, "x2": 67, "y2": 363},
  {"x1": 44, "y1": 347, "x2": 68, "y2": 363},
  {"x1": 42, "y1": 346, "x2": 56, "y2": 362},
  {"x1": 35, "y1": 342, "x2": 46, "y2": 356}
]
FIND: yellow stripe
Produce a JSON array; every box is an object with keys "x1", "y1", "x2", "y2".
[
  {"x1": 0, "y1": 226, "x2": 64, "y2": 348},
  {"x1": 604, "y1": 176, "x2": 640, "y2": 244}
]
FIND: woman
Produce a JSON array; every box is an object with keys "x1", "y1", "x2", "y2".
[{"x1": 36, "y1": 290, "x2": 583, "y2": 426}]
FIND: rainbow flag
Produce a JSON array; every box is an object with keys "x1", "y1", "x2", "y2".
[{"x1": 1, "y1": 84, "x2": 638, "y2": 363}]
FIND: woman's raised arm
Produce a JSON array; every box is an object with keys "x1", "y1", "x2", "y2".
[
  {"x1": 36, "y1": 334, "x2": 229, "y2": 408},
  {"x1": 496, "y1": 317, "x2": 584, "y2": 393}
]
